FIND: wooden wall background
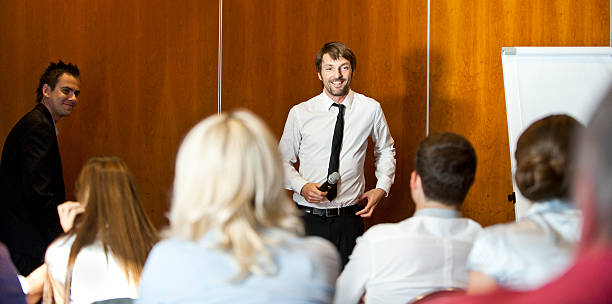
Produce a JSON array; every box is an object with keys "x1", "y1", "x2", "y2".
[
  {"x1": 430, "y1": 0, "x2": 610, "y2": 226},
  {"x1": 220, "y1": 0, "x2": 428, "y2": 227},
  {"x1": 0, "y1": 0, "x2": 219, "y2": 226},
  {"x1": 0, "y1": 0, "x2": 608, "y2": 229}
]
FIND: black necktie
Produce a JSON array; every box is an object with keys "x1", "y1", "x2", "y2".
[{"x1": 327, "y1": 103, "x2": 345, "y2": 201}]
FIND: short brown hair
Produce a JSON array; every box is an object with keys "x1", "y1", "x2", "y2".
[
  {"x1": 415, "y1": 132, "x2": 477, "y2": 207},
  {"x1": 515, "y1": 115, "x2": 583, "y2": 202},
  {"x1": 315, "y1": 42, "x2": 356, "y2": 74}
]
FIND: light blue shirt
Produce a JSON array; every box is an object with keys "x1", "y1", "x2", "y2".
[
  {"x1": 467, "y1": 199, "x2": 582, "y2": 290},
  {"x1": 137, "y1": 228, "x2": 340, "y2": 304},
  {"x1": 414, "y1": 207, "x2": 461, "y2": 218}
]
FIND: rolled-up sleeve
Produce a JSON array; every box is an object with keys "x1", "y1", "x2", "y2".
[
  {"x1": 279, "y1": 107, "x2": 308, "y2": 194},
  {"x1": 371, "y1": 105, "x2": 396, "y2": 196}
]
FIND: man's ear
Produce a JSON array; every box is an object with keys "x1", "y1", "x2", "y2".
[
  {"x1": 42, "y1": 84, "x2": 51, "y2": 98},
  {"x1": 317, "y1": 73, "x2": 322, "y2": 81},
  {"x1": 410, "y1": 171, "x2": 424, "y2": 204},
  {"x1": 410, "y1": 171, "x2": 420, "y2": 190}
]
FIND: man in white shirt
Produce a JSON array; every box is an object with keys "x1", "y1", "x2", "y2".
[
  {"x1": 335, "y1": 132, "x2": 483, "y2": 303},
  {"x1": 279, "y1": 41, "x2": 396, "y2": 266}
]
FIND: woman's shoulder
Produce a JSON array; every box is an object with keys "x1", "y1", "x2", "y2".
[
  {"x1": 272, "y1": 230, "x2": 340, "y2": 274},
  {"x1": 268, "y1": 229, "x2": 337, "y2": 256},
  {"x1": 147, "y1": 238, "x2": 202, "y2": 260},
  {"x1": 45, "y1": 234, "x2": 76, "y2": 261}
]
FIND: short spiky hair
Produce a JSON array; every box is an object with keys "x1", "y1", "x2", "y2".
[
  {"x1": 36, "y1": 60, "x2": 80, "y2": 103},
  {"x1": 315, "y1": 42, "x2": 356, "y2": 74},
  {"x1": 416, "y1": 132, "x2": 477, "y2": 207}
]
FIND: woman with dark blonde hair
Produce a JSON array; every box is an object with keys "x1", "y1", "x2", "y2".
[
  {"x1": 466, "y1": 115, "x2": 583, "y2": 294},
  {"x1": 137, "y1": 110, "x2": 340, "y2": 303},
  {"x1": 44, "y1": 156, "x2": 158, "y2": 304}
]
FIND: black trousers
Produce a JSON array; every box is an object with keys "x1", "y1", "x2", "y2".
[{"x1": 302, "y1": 211, "x2": 365, "y2": 268}]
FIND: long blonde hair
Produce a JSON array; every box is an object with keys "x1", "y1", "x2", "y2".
[
  {"x1": 65, "y1": 156, "x2": 158, "y2": 299},
  {"x1": 168, "y1": 110, "x2": 302, "y2": 279}
]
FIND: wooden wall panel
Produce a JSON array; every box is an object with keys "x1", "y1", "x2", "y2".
[
  {"x1": 0, "y1": 0, "x2": 219, "y2": 228},
  {"x1": 220, "y1": 0, "x2": 429, "y2": 227},
  {"x1": 1, "y1": 0, "x2": 608, "y2": 231},
  {"x1": 430, "y1": 0, "x2": 609, "y2": 226}
]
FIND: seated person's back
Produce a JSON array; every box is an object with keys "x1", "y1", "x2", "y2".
[
  {"x1": 140, "y1": 229, "x2": 338, "y2": 303},
  {"x1": 335, "y1": 132, "x2": 482, "y2": 304},
  {"x1": 467, "y1": 115, "x2": 583, "y2": 293},
  {"x1": 467, "y1": 199, "x2": 580, "y2": 290},
  {"x1": 46, "y1": 235, "x2": 138, "y2": 304},
  {"x1": 45, "y1": 156, "x2": 158, "y2": 304},
  {"x1": 137, "y1": 111, "x2": 340, "y2": 304}
]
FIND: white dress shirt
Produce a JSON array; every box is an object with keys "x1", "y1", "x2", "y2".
[
  {"x1": 279, "y1": 90, "x2": 396, "y2": 208},
  {"x1": 45, "y1": 235, "x2": 138, "y2": 304},
  {"x1": 334, "y1": 208, "x2": 483, "y2": 304},
  {"x1": 467, "y1": 199, "x2": 581, "y2": 290}
]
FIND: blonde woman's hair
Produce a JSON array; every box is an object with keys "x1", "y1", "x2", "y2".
[
  {"x1": 64, "y1": 156, "x2": 158, "y2": 300},
  {"x1": 167, "y1": 110, "x2": 302, "y2": 279}
]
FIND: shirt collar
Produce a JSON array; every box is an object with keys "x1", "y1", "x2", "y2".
[
  {"x1": 526, "y1": 199, "x2": 576, "y2": 216},
  {"x1": 52, "y1": 119, "x2": 58, "y2": 136},
  {"x1": 319, "y1": 89, "x2": 354, "y2": 111},
  {"x1": 414, "y1": 208, "x2": 460, "y2": 219},
  {"x1": 38, "y1": 103, "x2": 59, "y2": 135}
]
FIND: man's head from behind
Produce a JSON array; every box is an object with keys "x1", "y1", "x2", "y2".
[
  {"x1": 36, "y1": 60, "x2": 80, "y2": 122},
  {"x1": 412, "y1": 132, "x2": 477, "y2": 208},
  {"x1": 575, "y1": 88, "x2": 612, "y2": 247}
]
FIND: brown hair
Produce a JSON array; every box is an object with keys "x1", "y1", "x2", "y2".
[
  {"x1": 415, "y1": 132, "x2": 477, "y2": 207},
  {"x1": 315, "y1": 42, "x2": 356, "y2": 74},
  {"x1": 65, "y1": 156, "x2": 158, "y2": 298},
  {"x1": 515, "y1": 115, "x2": 583, "y2": 202}
]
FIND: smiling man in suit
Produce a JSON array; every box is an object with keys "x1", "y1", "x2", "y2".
[{"x1": 0, "y1": 60, "x2": 80, "y2": 275}]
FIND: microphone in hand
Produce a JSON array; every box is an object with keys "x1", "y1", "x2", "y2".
[{"x1": 318, "y1": 172, "x2": 340, "y2": 192}]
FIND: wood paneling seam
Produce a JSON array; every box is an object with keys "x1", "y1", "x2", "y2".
[
  {"x1": 218, "y1": 0, "x2": 223, "y2": 115},
  {"x1": 427, "y1": 0, "x2": 430, "y2": 135}
]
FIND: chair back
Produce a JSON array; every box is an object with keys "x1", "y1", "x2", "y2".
[
  {"x1": 410, "y1": 288, "x2": 466, "y2": 304},
  {"x1": 91, "y1": 298, "x2": 135, "y2": 304}
]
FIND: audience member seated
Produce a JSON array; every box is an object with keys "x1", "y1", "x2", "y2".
[
  {"x1": 44, "y1": 156, "x2": 159, "y2": 304},
  {"x1": 137, "y1": 111, "x2": 340, "y2": 303},
  {"x1": 334, "y1": 132, "x2": 483, "y2": 304},
  {"x1": 1, "y1": 242, "x2": 26, "y2": 304},
  {"x1": 427, "y1": 87, "x2": 612, "y2": 304},
  {"x1": 466, "y1": 115, "x2": 583, "y2": 294}
]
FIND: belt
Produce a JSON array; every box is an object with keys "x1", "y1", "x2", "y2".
[{"x1": 296, "y1": 204, "x2": 361, "y2": 217}]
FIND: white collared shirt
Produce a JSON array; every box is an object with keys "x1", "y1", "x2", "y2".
[
  {"x1": 334, "y1": 208, "x2": 483, "y2": 304},
  {"x1": 467, "y1": 199, "x2": 581, "y2": 290},
  {"x1": 279, "y1": 90, "x2": 396, "y2": 208},
  {"x1": 46, "y1": 235, "x2": 138, "y2": 304}
]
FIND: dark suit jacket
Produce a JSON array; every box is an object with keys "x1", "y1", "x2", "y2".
[{"x1": 0, "y1": 103, "x2": 64, "y2": 275}]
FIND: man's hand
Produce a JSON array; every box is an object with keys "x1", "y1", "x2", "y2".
[
  {"x1": 300, "y1": 183, "x2": 327, "y2": 203},
  {"x1": 356, "y1": 188, "x2": 386, "y2": 218},
  {"x1": 57, "y1": 201, "x2": 85, "y2": 232}
]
